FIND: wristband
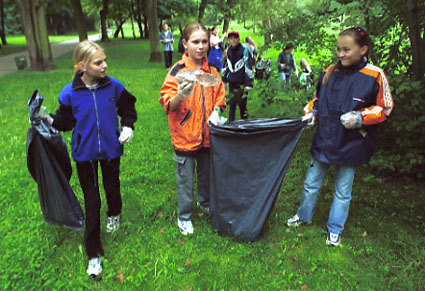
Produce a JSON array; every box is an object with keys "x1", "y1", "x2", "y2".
[{"x1": 215, "y1": 108, "x2": 221, "y2": 115}]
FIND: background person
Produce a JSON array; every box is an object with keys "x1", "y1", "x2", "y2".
[
  {"x1": 159, "y1": 22, "x2": 226, "y2": 236},
  {"x1": 299, "y1": 58, "x2": 314, "y2": 91},
  {"x1": 276, "y1": 43, "x2": 298, "y2": 90},
  {"x1": 160, "y1": 23, "x2": 174, "y2": 69},
  {"x1": 222, "y1": 30, "x2": 254, "y2": 121},
  {"x1": 286, "y1": 27, "x2": 393, "y2": 247},
  {"x1": 43, "y1": 40, "x2": 137, "y2": 277},
  {"x1": 207, "y1": 26, "x2": 223, "y2": 72}
]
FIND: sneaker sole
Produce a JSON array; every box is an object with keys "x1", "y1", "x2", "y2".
[{"x1": 326, "y1": 239, "x2": 341, "y2": 247}]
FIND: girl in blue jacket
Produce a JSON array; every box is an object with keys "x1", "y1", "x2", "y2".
[
  {"x1": 45, "y1": 41, "x2": 137, "y2": 277},
  {"x1": 286, "y1": 27, "x2": 393, "y2": 246}
]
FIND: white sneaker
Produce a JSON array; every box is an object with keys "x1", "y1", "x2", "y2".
[
  {"x1": 106, "y1": 215, "x2": 120, "y2": 233},
  {"x1": 326, "y1": 232, "x2": 341, "y2": 247},
  {"x1": 286, "y1": 214, "x2": 303, "y2": 227},
  {"x1": 178, "y1": 219, "x2": 194, "y2": 235},
  {"x1": 87, "y1": 257, "x2": 102, "y2": 277}
]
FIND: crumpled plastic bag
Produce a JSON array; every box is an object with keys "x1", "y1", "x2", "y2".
[
  {"x1": 340, "y1": 111, "x2": 363, "y2": 129},
  {"x1": 175, "y1": 69, "x2": 220, "y2": 87}
]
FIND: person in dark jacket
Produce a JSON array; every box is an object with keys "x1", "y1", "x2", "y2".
[
  {"x1": 276, "y1": 43, "x2": 298, "y2": 90},
  {"x1": 222, "y1": 30, "x2": 253, "y2": 121},
  {"x1": 286, "y1": 27, "x2": 393, "y2": 246},
  {"x1": 42, "y1": 40, "x2": 137, "y2": 277}
]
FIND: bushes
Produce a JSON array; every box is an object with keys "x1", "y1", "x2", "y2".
[{"x1": 370, "y1": 76, "x2": 425, "y2": 179}]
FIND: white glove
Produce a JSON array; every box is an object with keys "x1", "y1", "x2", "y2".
[
  {"x1": 177, "y1": 81, "x2": 195, "y2": 100},
  {"x1": 119, "y1": 126, "x2": 133, "y2": 144},
  {"x1": 302, "y1": 111, "x2": 315, "y2": 127},
  {"x1": 340, "y1": 111, "x2": 362, "y2": 129},
  {"x1": 208, "y1": 110, "x2": 220, "y2": 125}
]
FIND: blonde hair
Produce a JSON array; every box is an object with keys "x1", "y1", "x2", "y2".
[
  {"x1": 245, "y1": 36, "x2": 257, "y2": 48},
  {"x1": 73, "y1": 40, "x2": 104, "y2": 73}
]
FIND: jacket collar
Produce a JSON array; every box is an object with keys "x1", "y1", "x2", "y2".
[
  {"x1": 72, "y1": 72, "x2": 111, "y2": 90},
  {"x1": 182, "y1": 53, "x2": 211, "y2": 73},
  {"x1": 337, "y1": 57, "x2": 368, "y2": 71}
]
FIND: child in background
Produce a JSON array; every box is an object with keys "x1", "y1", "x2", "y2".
[
  {"x1": 159, "y1": 22, "x2": 226, "y2": 235},
  {"x1": 299, "y1": 58, "x2": 314, "y2": 91},
  {"x1": 160, "y1": 23, "x2": 174, "y2": 69},
  {"x1": 276, "y1": 43, "x2": 298, "y2": 90},
  {"x1": 286, "y1": 27, "x2": 393, "y2": 246},
  {"x1": 44, "y1": 40, "x2": 137, "y2": 277}
]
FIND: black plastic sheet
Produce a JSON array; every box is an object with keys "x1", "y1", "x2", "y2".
[
  {"x1": 209, "y1": 118, "x2": 306, "y2": 241},
  {"x1": 26, "y1": 90, "x2": 84, "y2": 230}
]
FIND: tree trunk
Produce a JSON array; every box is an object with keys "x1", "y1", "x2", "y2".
[
  {"x1": 135, "y1": 0, "x2": 143, "y2": 38},
  {"x1": 363, "y1": 0, "x2": 377, "y2": 64},
  {"x1": 70, "y1": 0, "x2": 87, "y2": 41},
  {"x1": 17, "y1": 0, "x2": 55, "y2": 71},
  {"x1": 0, "y1": 0, "x2": 7, "y2": 45},
  {"x1": 406, "y1": 0, "x2": 424, "y2": 81},
  {"x1": 198, "y1": 0, "x2": 208, "y2": 22},
  {"x1": 100, "y1": 0, "x2": 110, "y2": 42},
  {"x1": 262, "y1": 17, "x2": 272, "y2": 45},
  {"x1": 145, "y1": 0, "x2": 161, "y2": 62},
  {"x1": 222, "y1": 0, "x2": 232, "y2": 34}
]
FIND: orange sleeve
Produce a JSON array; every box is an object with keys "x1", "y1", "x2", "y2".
[
  {"x1": 159, "y1": 72, "x2": 179, "y2": 115},
  {"x1": 303, "y1": 91, "x2": 318, "y2": 114},
  {"x1": 360, "y1": 70, "x2": 394, "y2": 125}
]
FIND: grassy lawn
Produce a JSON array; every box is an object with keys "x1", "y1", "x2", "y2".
[
  {"x1": 0, "y1": 35, "x2": 423, "y2": 290},
  {"x1": 0, "y1": 33, "x2": 99, "y2": 57}
]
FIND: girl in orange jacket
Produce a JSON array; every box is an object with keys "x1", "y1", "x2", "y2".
[{"x1": 159, "y1": 22, "x2": 226, "y2": 235}]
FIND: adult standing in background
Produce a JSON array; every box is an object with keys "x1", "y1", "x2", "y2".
[
  {"x1": 208, "y1": 26, "x2": 223, "y2": 72},
  {"x1": 277, "y1": 43, "x2": 298, "y2": 90},
  {"x1": 160, "y1": 23, "x2": 174, "y2": 69}
]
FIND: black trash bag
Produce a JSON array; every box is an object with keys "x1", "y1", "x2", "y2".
[
  {"x1": 209, "y1": 118, "x2": 306, "y2": 241},
  {"x1": 26, "y1": 90, "x2": 84, "y2": 231}
]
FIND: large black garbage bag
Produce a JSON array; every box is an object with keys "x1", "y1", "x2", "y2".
[
  {"x1": 26, "y1": 90, "x2": 84, "y2": 231},
  {"x1": 209, "y1": 118, "x2": 306, "y2": 241}
]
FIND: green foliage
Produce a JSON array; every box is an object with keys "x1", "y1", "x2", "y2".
[
  {"x1": 370, "y1": 76, "x2": 425, "y2": 178},
  {"x1": 0, "y1": 33, "x2": 424, "y2": 290}
]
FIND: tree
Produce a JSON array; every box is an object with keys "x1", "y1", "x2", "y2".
[
  {"x1": 0, "y1": 0, "x2": 6, "y2": 45},
  {"x1": 100, "y1": 0, "x2": 110, "y2": 42},
  {"x1": 17, "y1": 0, "x2": 55, "y2": 71},
  {"x1": 406, "y1": 0, "x2": 424, "y2": 81},
  {"x1": 145, "y1": 0, "x2": 161, "y2": 62},
  {"x1": 198, "y1": 0, "x2": 209, "y2": 22},
  {"x1": 70, "y1": 0, "x2": 88, "y2": 41}
]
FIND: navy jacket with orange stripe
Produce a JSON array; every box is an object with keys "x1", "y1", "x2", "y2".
[
  {"x1": 159, "y1": 54, "x2": 226, "y2": 155},
  {"x1": 304, "y1": 59, "x2": 393, "y2": 166}
]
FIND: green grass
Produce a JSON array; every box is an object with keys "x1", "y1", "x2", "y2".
[
  {"x1": 0, "y1": 32, "x2": 99, "y2": 56},
  {"x1": 0, "y1": 34, "x2": 424, "y2": 290}
]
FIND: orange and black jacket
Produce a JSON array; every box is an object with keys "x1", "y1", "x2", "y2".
[
  {"x1": 304, "y1": 59, "x2": 394, "y2": 166},
  {"x1": 159, "y1": 54, "x2": 226, "y2": 155}
]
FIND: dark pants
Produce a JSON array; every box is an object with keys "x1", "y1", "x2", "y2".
[
  {"x1": 76, "y1": 158, "x2": 122, "y2": 259},
  {"x1": 228, "y1": 84, "x2": 249, "y2": 122},
  {"x1": 164, "y1": 51, "x2": 173, "y2": 69}
]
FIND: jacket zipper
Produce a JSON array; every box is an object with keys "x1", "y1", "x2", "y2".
[
  {"x1": 200, "y1": 85, "x2": 206, "y2": 147},
  {"x1": 91, "y1": 89, "x2": 101, "y2": 157}
]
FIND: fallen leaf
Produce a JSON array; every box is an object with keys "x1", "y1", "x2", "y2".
[
  {"x1": 158, "y1": 212, "x2": 163, "y2": 219},
  {"x1": 159, "y1": 228, "x2": 164, "y2": 234},
  {"x1": 297, "y1": 233, "x2": 303, "y2": 238},
  {"x1": 184, "y1": 259, "x2": 191, "y2": 267},
  {"x1": 300, "y1": 283, "x2": 308, "y2": 290},
  {"x1": 415, "y1": 260, "x2": 421, "y2": 266},
  {"x1": 177, "y1": 238, "x2": 182, "y2": 245},
  {"x1": 362, "y1": 231, "x2": 368, "y2": 237},
  {"x1": 117, "y1": 272, "x2": 125, "y2": 283},
  {"x1": 293, "y1": 257, "x2": 299, "y2": 261}
]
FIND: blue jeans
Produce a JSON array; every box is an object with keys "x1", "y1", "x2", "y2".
[
  {"x1": 297, "y1": 157, "x2": 356, "y2": 234},
  {"x1": 279, "y1": 72, "x2": 290, "y2": 90}
]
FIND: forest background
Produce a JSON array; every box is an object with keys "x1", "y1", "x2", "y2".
[{"x1": 0, "y1": 0, "x2": 424, "y2": 289}]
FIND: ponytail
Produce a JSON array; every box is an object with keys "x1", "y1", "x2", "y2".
[{"x1": 322, "y1": 63, "x2": 338, "y2": 85}]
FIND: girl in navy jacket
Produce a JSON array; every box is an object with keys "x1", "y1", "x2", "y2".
[
  {"x1": 46, "y1": 41, "x2": 137, "y2": 277},
  {"x1": 286, "y1": 27, "x2": 393, "y2": 246}
]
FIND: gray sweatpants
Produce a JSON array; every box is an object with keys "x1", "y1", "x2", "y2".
[{"x1": 173, "y1": 149, "x2": 210, "y2": 221}]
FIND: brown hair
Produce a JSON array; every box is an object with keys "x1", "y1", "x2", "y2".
[
  {"x1": 323, "y1": 27, "x2": 371, "y2": 85},
  {"x1": 182, "y1": 22, "x2": 208, "y2": 42}
]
